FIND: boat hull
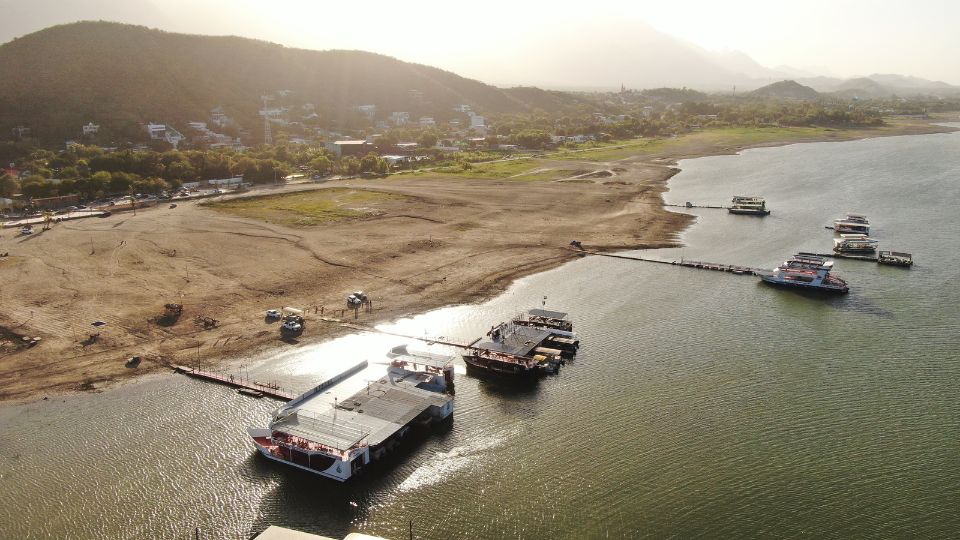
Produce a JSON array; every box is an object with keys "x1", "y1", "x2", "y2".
[
  {"x1": 247, "y1": 428, "x2": 355, "y2": 482},
  {"x1": 758, "y1": 275, "x2": 848, "y2": 294},
  {"x1": 463, "y1": 355, "x2": 539, "y2": 381},
  {"x1": 728, "y1": 208, "x2": 770, "y2": 216},
  {"x1": 835, "y1": 226, "x2": 870, "y2": 234},
  {"x1": 834, "y1": 247, "x2": 877, "y2": 254}
]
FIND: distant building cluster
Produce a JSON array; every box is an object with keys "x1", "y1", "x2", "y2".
[{"x1": 145, "y1": 123, "x2": 185, "y2": 148}]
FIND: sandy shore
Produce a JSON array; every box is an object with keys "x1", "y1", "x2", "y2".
[{"x1": 1, "y1": 118, "x2": 955, "y2": 403}]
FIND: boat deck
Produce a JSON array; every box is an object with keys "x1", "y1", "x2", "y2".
[
  {"x1": 474, "y1": 324, "x2": 554, "y2": 357},
  {"x1": 285, "y1": 369, "x2": 452, "y2": 448}
]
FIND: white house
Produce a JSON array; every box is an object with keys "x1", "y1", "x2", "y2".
[
  {"x1": 211, "y1": 107, "x2": 230, "y2": 127},
  {"x1": 82, "y1": 122, "x2": 100, "y2": 135},
  {"x1": 419, "y1": 117, "x2": 435, "y2": 127},
  {"x1": 356, "y1": 105, "x2": 377, "y2": 119},
  {"x1": 390, "y1": 112, "x2": 410, "y2": 126},
  {"x1": 470, "y1": 115, "x2": 486, "y2": 128},
  {"x1": 145, "y1": 123, "x2": 185, "y2": 148}
]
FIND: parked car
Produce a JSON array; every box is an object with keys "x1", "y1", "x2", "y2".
[
  {"x1": 281, "y1": 320, "x2": 302, "y2": 333},
  {"x1": 265, "y1": 309, "x2": 281, "y2": 319}
]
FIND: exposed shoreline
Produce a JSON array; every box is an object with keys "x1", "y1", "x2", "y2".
[{"x1": 1, "y1": 118, "x2": 956, "y2": 404}]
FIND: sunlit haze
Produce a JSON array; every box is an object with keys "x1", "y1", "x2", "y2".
[{"x1": 2, "y1": 0, "x2": 958, "y2": 87}]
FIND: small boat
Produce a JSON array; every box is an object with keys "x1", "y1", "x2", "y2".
[
  {"x1": 728, "y1": 196, "x2": 770, "y2": 216},
  {"x1": 833, "y1": 234, "x2": 878, "y2": 253},
  {"x1": 833, "y1": 213, "x2": 870, "y2": 234},
  {"x1": 757, "y1": 253, "x2": 849, "y2": 294},
  {"x1": 238, "y1": 388, "x2": 264, "y2": 398},
  {"x1": 877, "y1": 250, "x2": 913, "y2": 267}
]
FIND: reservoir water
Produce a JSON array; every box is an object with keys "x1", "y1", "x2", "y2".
[{"x1": 2, "y1": 128, "x2": 959, "y2": 539}]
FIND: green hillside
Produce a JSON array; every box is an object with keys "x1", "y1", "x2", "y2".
[
  {"x1": 0, "y1": 21, "x2": 582, "y2": 145},
  {"x1": 750, "y1": 80, "x2": 821, "y2": 101}
]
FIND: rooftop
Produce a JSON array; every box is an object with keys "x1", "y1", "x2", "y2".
[
  {"x1": 276, "y1": 364, "x2": 452, "y2": 449},
  {"x1": 528, "y1": 308, "x2": 568, "y2": 320},
  {"x1": 334, "y1": 140, "x2": 369, "y2": 145},
  {"x1": 475, "y1": 323, "x2": 553, "y2": 357}
]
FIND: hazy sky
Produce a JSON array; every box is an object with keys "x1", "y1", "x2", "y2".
[{"x1": 1, "y1": 0, "x2": 958, "y2": 85}]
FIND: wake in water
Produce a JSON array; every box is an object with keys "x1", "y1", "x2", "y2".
[{"x1": 396, "y1": 428, "x2": 518, "y2": 492}]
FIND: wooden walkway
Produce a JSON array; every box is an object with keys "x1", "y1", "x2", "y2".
[
  {"x1": 320, "y1": 318, "x2": 483, "y2": 350},
  {"x1": 175, "y1": 359, "x2": 371, "y2": 403},
  {"x1": 174, "y1": 365, "x2": 297, "y2": 401},
  {"x1": 571, "y1": 248, "x2": 758, "y2": 276},
  {"x1": 664, "y1": 203, "x2": 728, "y2": 210}
]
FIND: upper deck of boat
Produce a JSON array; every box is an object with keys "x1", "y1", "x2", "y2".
[
  {"x1": 474, "y1": 324, "x2": 554, "y2": 357},
  {"x1": 277, "y1": 365, "x2": 452, "y2": 450},
  {"x1": 527, "y1": 308, "x2": 569, "y2": 320}
]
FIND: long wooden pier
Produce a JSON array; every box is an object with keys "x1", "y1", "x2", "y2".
[
  {"x1": 664, "y1": 203, "x2": 728, "y2": 210},
  {"x1": 571, "y1": 247, "x2": 759, "y2": 276},
  {"x1": 174, "y1": 359, "x2": 371, "y2": 402},
  {"x1": 174, "y1": 365, "x2": 297, "y2": 401},
  {"x1": 320, "y1": 318, "x2": 483, "y2": 350}
]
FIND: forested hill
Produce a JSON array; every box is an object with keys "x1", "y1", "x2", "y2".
[
  {"x1": 750, "y1": 80, "x2": 821, "y2": 101},
  {"x1": 0, "y1": 21, "x2": 581, "y2": 145}
]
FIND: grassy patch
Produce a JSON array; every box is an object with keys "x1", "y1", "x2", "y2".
[
  {"x1": 413, "y1": 158, "x2": 544, "y2": 180},
  {"x1": 450, "y1": 221, "x2": 482, "y2": 231},
  {"x1": 206, "y1": 188, "x2": 406, "y2": 227},
  {"x1": 552, "y1": 127, "x2": 836, "y2": 161}
]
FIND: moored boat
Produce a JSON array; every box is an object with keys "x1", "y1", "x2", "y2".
[
  {"x1": 248, "y1": 354, "x2": 454, "y2": 481},
  {"x1": 464, "y1": 321, "x2": 568, "y2": 380},
  {"x1": 728, "y1": 195, "x2": 770, "y2": 216},
  {"x1": 877, "y1": 250, "x2": 913, "y2": 267},
  {"x1": 833, "y1": 213, "x2": 870, "y2": 234},
  {"x1": 757, "y1": 253, "x2": 849, "y2": 294},
  {"x1": 833, "y1": 234, "x2": 878, "y2": 253},
  {"x1": 511, "y1": 308, "x2": 579, "y2": 357}
]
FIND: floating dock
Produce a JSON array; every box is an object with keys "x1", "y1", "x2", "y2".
[
  {"x1": 664, "y1": 203, "x2": 728, "y2": 210},
  {"x1": 570, "y1": 247, "x2": 759, "y2": 276}
]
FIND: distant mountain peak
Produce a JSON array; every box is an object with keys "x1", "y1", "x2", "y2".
[{"x1": 749, "y1": 80, "x2": 821, "y2": 100}]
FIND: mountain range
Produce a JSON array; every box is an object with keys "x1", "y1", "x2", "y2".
[
  {"x1": 0, "y1": 22, "x2": 584, "y2": 144},
  {"x1": 0, "y1": 21, "x2": 956, "y2": 146}
]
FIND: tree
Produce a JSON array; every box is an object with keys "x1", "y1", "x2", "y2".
[
  {"x1": 109, "y1": 172, "x2": 135, "y2": 194},
  {"x1": 309, "y1": 155, "x2": 333, "y2": 175},
  {"x1": 417, "y1": 130, "x2": 439, "y2": 148},
  {"x1": 56, "y1": 178, "x2": 77, "y2": 196},
  {"x1": 359, "y1": 152, "x2": 380, "y2": 173},
  {"x1": 87, "y1": 171, "x2": 112, "y2": 197},
  {"x1": 0, "y1": 174, "x2": 18, "y2": 197},
  {"x1": 340, "y1": 156, "x2": 361, "y2": 175},
  {"x1": 511, "y1": 129, "x2": 551, "y2": 149},
  {"x1": 20, "y1": 175, "x2": 53, "y2": 199}
]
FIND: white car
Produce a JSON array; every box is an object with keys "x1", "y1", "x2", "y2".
[
  {"x1": 281, "y1": 320, "x2": 302, "y2": 333},
  {"x1": 265, "y1": 309, "x2": 282, "y2": 319}
]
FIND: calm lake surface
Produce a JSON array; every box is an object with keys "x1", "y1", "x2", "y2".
[{"x1": 2, "y1": 128, "x2": 959, "y2": 539}]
